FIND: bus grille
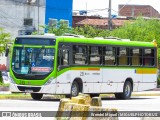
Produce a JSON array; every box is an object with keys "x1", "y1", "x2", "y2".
[{"x1": 17, "y1": 86, "x2": 41, "y2": 92}]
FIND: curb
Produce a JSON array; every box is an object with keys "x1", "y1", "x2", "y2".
[{"x1": 0, "y1": 91, "x2": 11, "y2": 94}]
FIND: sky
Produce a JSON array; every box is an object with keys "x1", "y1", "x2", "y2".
[{"x1": 73, "y1": 0, "x2": 160, "y2": 17}]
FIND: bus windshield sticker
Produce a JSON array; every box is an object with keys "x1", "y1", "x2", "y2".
[
  {"x1": 43, "y1": 56, "x2": 54, "y2": 60},
  {"x1": 31, "y1": 67, "x2": 51, "y2": 72},
  {"x1": 21, "y1": 67, "x2": 29, "y2": 74}
]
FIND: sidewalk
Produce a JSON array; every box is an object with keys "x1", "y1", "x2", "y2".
[
  {"x1": 1, "y1": 90, "x2": 160, "y2": 96},
  {"x1": 133, "y1": 90, "x2": 160, "y2": 96},
  {"x1": 0, "y1": 91, "x2": 11, "y2": 94},
  {"x1": 0, "y1": 86, "x2": 160, "y2": 95}
]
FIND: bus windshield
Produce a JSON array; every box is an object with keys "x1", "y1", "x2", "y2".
[{"x1": 12, "y1": 47, "x2": 54, "y2": 75}]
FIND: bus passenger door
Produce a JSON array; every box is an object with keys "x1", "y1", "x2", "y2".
[{"x1": 56, "y1": 45, "x2": 71, "y2": 94}]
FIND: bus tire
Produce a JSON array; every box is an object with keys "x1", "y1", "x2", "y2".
[
  {"x1": 71, "y1": 81, "x2": 79, "y2": 97},
  {"x1": 66, "y1": 81, "x2": 80, "y2": 98},
  {"x1": 30, "y1": 93, "x2": 43, "y2": 100},
  {"x1": 115, "y1": 81, "x2": 132, "y2": 99}
]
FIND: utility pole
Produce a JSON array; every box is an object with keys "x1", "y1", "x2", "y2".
[
  {"x1": 38, "y1": 0, "x2": 39, "y2": 34},
  {"x1": 108, "y1": 0, "x2": 112, "y2": 30},
  {"x1": 27, "y1": 0, "x2": 31, "y2": 18}
]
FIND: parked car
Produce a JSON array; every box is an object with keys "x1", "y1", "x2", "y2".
[{"x1": 2, "y1": 71, "x2": 9, "y2": 84}]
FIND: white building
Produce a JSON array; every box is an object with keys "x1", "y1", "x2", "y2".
[{"x1": 0, "y1": 0, "x2": 46, "y2": 38}]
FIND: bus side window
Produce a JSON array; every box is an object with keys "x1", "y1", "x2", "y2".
[
  {"x1": 103, "y1": 46, "x2": 116, "y2": 65},
  {"x1": 143, "y1": 48, "x2": 155, "y2": 66},
  {"x1": 58, "y1": 45, "x2": 70, "y2": 69},
  {"x1": 73, "y1": 45, "x2": 87, "y2": 65},
  {"x1": 89, "y1": 46, "x2": 101, "y2": 65},
  {"x1": 118, "y1": 47, "x2": 128, "y2": 65},
  {"x1": 131, "y1": 48, "x2": 140, "y2": 66},
  {"x1": 62, "y1": 49, "x2": 69, "y2": 65},
  {"x1": 58, "y1": 50, "x2": 63, "y2": 66}
]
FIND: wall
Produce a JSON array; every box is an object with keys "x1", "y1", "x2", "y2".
[
  {"x1": 119, "y1": 5, "x2": 160, "y2": 18},
  {"x1": 0, "y1": 0, "x2": 45, "y2": 38}
]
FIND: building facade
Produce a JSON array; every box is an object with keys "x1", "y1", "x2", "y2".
[
  {"x1": 0, "y1": 0, "x2": 73, "y2": 38},
  {"x1": 119, "y1": 5, "x2": 160, "y2": 18},
  {"x1": 0, "y1": 0, "x2": 46, "y2": 38}
]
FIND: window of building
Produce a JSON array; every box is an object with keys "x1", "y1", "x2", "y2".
[
  {"x1": 103, "y1": 46, "x2": 116, "y2": 65},
  {"x1": 73, "y1": 45, "x2": 87, "y2": 65},
  {"x1": 24, "y1": 18, "x2": 33, "y2": 26}
]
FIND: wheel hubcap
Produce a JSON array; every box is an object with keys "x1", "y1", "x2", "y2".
[
  {"x1": 71, "y1": 84, "x2": 77, "y2": 96},
  {"x1": 125, "y1": 85, "x2": 131, "y2": 97}
]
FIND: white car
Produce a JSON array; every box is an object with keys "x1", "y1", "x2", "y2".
[{"x1": 2, "y1": 71, "x2": 9, "y2": 84}]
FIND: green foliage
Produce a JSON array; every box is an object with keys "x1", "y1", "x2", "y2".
[
  {"x1": 72, "y1": 25, "x2": 110, "y2": 38},
  {"x1": 110, "y1": 17, "x2": 160, "y2": 64},
  {"x1": 44, "y1": 20, "x2": 72, "y2": 36},
  {"x1": 38, "y1": 17, "x2": 160, "y2": 63},
  {"x1": 111, "y1": 17, "x2": 160, "y2": 45},
  {"x1": 0, "y1": 71, "x2": 2, "y2": 83},
  {"x1": 157, "y1": 77, "x2": 160, "y2": 85},
  {"x1": 0, "y1": 28, "x2": 12, "y2": 54},
  {"x1": 0, "y1": 83, "x2": 9, "y2": 87}
]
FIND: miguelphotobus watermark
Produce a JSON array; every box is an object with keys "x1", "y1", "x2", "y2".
[{"x1": 1, "y1": 111, "x2": 160, "y2": 117}]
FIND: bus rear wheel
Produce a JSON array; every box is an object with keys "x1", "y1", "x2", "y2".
[
  {"x1": 115, "y1": 81, "x2": 132, "y2": 99},
  {"x1": 31, "y1": 93, "x2": 43, "y2": 100},
  {"x1": 90, "y1": 94, "x2": 99, "y2": 98}
]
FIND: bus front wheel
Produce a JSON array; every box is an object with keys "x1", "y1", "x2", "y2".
[
  {"x1": 31, "y1": 93, "x2": 43, "y2": 100},
  {"x1": 115, "y1": 81, "x2": 132, "y2": 99},
  {"x1": 66, "y1": 81, "x2": 79, "y2": 98},
  {"x1": 71, "y1": 81, "x2": 79, "y2": 97}
]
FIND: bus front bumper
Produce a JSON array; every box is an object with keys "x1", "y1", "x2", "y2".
[{"x1": 10, "y1": 82, "x2": 56, "y2": 94}]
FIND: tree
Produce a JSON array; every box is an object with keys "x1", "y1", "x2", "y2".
[
  {"x1": 0, "y1": 28, "x2": 12, "y2": 54},
  {"x1": 72, "y1": 25, "x2": 110, "y2": 38},
  {"x1": 110, "y1": 17, "x2": 160, "y2": 65},
  {"x1": 110, "y1": 17, "x2": 160, "y2": 46},
  {"x1": 44, "y1": 20, "x2": 72, "y2": 36}
]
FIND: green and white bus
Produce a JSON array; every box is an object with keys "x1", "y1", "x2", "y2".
[{"x1": 8, "y1": 35, "x2": 158, "y2": 100}]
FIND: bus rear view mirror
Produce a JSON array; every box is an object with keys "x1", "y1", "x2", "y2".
[{"x1": 5, "y1": 48, "x2": 9, "y2": 57}]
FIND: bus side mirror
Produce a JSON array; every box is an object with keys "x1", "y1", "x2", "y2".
[{"x1": 5, "y1": 48, "x2": 9, "y2": 57}]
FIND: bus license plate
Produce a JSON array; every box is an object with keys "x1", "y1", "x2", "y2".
[{"x1": 25, "y1": 89, "x2": 33, "y2": 93}]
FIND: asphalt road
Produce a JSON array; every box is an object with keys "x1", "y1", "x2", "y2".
[{"x1": 0, "y1": 96, "x2": 160, "y2": 120}]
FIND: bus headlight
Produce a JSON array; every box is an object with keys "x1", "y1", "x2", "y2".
[
  {"x1": 45, "y1": 77, "x2": 54, "y2": 85},
  {"x1": 9, "y1": 76, "x2": 16, "y2": 84}
]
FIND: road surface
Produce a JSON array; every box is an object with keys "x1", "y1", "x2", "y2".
[{"x1": 0, "y1": 96, "x2": 160, "y2": 120}]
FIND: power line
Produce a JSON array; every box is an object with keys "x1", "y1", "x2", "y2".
[
  {"x1": 118, "y1": 0, "x2": 133, "y2": 14},
  {"x1": 0, "y1": 10, "x2": 22, "y2": 28}
]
